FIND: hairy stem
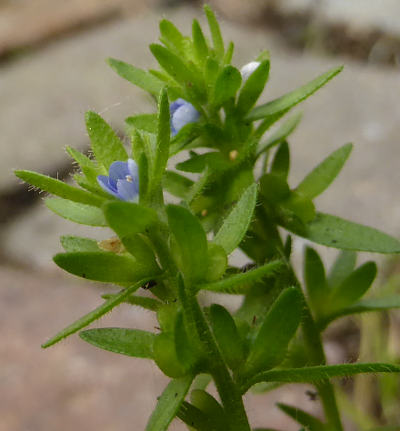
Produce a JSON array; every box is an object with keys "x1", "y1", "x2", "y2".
[{"x1": 178, "y1": 277, "x2": 251, "y2": 431}]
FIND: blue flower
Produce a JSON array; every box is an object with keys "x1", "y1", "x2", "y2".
[
  {"x1": 170, "y1": 98, "x2": 200, "y2": 136},
  {"x1": 97, "y1": 159, "x2": 139, "y2": 202}
]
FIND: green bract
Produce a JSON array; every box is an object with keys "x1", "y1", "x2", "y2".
[{"x1": 15, "y1": 5, "x2": 400, "y2": 431}]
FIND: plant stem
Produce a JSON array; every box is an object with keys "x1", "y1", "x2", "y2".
[
  {"x1": 300, "y1": 294, "x2": 344, "y2": 431},
  {"x1": 251, "y1": 214, "x2": 344, "y2": 429},
  {"x1": 178, "y1": 277, "x2": 251, "y2": 431}
]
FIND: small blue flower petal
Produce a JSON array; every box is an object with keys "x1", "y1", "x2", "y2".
[
  {"x1": 170, "y1": 99, "x2": 199, "y2": 136},
  {"x1": 108, "y1": 161, "x2": 130, "y2": 188},
  {"x1": 117, "y1": 179, "x2": 139, "y2": 202},
  {"x1": 97, "y1": 159, "x2": 139, "y2": 202},
  {"x1": 97, "y1": 175, "x2": 120, "y2": 198},
  {"x1": 170, "y1": 98, "x2": 186, "y2": 116},
  {"x1": 128, "y1": 158, "x2": 139, "y2": 179}
]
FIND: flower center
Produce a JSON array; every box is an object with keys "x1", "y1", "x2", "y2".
[{"x1": 125, "y1": 175, "x2": 133, "y2": 182}]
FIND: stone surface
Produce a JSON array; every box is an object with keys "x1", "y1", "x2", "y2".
[
  {"x1": 0, "y1": 0, "x2": 148, "y2": 57},
  {"x1": 210, "y1": 0, "x2": 400, "y2": 36},
  {"x1": 0, "y1": 265, "x2": 322, "y2": 431},
  {"x1": 278, "y1": 0, "x2": 400, "y2": 35}
]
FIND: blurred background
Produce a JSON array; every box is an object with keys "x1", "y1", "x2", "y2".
[{"x1": 1, "y1": 0, "x2": 400, "y2": 430}]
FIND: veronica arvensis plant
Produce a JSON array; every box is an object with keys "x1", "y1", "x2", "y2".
[{"x1": 15, "y1": 5, "x2": 400, "y2": 431}]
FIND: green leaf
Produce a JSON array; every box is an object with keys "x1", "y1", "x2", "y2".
[
  {"x1": 213, "y1": 65, "x2": 241, "y2": 107},
  {"x1": 190, "y1": 390, "x2": 227, "y2": 430},
  {"x1": 146, "y1": 375, "x2": 193, "y2": 431},
  {"x1": 206, "y1": 243, "x2": 227, "y2": 282},
  {"x1": 304, "y1": 247, "x2": 327, "y2": 313},
  {"x1": 167, "y1": 205, "x2": 208, "y2": 284},
  {"x1": 176, "y1": 152, "x2": 227, "y2": 173},
  {"x1": 192, "y1": 19, "x2": 209, "y2": 65},
  {"x1": 296, "y1": 143, "x2": 353, "y2": 199},
  {"x1": 153, "y1": 333, "x2": 189, "y2": 377},
  {"x1": 204, "y1": 5, "x2": 224, "y2": 57},
  {"x1": 257, "y1": 112, "x2": 302, "y2": 156},
  {"x1": 15, "y1": 170, "x2": 104, "y2": 207},
  {"x1": 85, "y1": 111, "x2": 128, "y2": 170},
  {"x1": 318, "y1": 296, "x2": 400, "y2": 330},
  {"x1": 150, "y1": 43, "x2": 195, "y2": 85},
  {"x1": 103, "y1": 201, "x2": 158, "y2": 238},
  {"x1": 60, "y1": 235, "x2": 100, "y2": 253},
  {"x1": 159, "y1": 19, "x2": 186, "y2": 55},
  {"x1": 237, "y1": 60, "x2": 270, "y2": 115},
  {"x1": 138, "y1": 152, "x2": 149, "y2": 203},
  {"x1": 162, "y1": 171, "x2": 194, "y2": 199},
  {"x1": 122, "y1": 234, "x2": 159, "y2": 270},
  {"x1": 205, "y1": 57, "x2": 220, "y2": 88},
  {"x1": 244, "y1": 287, "x2": 303, "y2": 376},
  {"x1": 198, "y1": 260, "x2": 283, "y2": 293},
  {"x1": 270, "y1": 141, "x2": 290, "y2": 180},
  {"x1": 152, "y1": 88, "x2": 170, "y2": 190},
  {"x1": 80, "y1": 328, "x2": 155, "y2": 358},
  {"x1": 42, "y1": 279, "x2": 148, "y2": 348},
  {"x1": 300, "y1": 212, "x2": 400, "y2": 253},
  {"x1": 330, "y1": 261, "x2": 377, "y2": 310},
  {"x1": 328, "y1": 250, "x2": 357, "y2": 288},
  {"x1": 259, "y1": 173, "x2": 290, "y2": 204},
  {"x1": 177, "y1": 401, "x2": 219, "y2": 431},
  {"x1": 209, "y1": 304, "x2": 245, "y2": 370},
  {"x1": 174, "y1": 312, "x2": 199, "y2": 371},
  {"x1": 223, "y1": 41, "x2": 234, "y2": 65},
  {"x1": 108, "y1": 58, "x2": 164, "y2": 96},
  {"x1": 214, "y1": 183, "x2": 258, "y2": 254},
  {"x1": 101, "y1": 292, "x2": 161, "y2": 311},
  {"x1": 125, "y1": 114, "x2": 158, "y2": 134},
  {"x1": 53, "y1": 251, "x2": 157, "y2": 283},
  {"x1": 66, "y1": 146, "x2": 104, "y2": 181},
  {"x1": 277, "y1": 403, "x2": 324, "y2": 431},
  {"x1": 244, "y1": 363, "x2": 400, "y2": 392},
  {"x1": 246, "y1": 66, "x2": 343, "y2": 121},
  {"x1": 46, "y1": 198, "x2": 107, "y2": 226}
]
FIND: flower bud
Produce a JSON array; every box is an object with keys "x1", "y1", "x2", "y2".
[
  {"x1": 240, "y1": 61, "x2": 261, "y2": 82},
  {"x1": 169, "y1": 98, "x2": 200, "y2": 136}
]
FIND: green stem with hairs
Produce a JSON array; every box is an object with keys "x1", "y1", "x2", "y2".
[{"x1": 177, "y1": 276, "x2": 251, "y2": 431}]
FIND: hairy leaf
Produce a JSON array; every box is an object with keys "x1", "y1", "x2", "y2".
[
  {"x1": 246, "y1": 66, "x2": 343, "y2": 121},
  {"x1": 198, "y1": 260, "x2": 283, "y2": 293},
  {"x1": 53, "y1": 251, "x2": 158, "y2": 283},
  {"x1": 42, "y1": 279, "x2": 148, "y2": 348},
  {"x1": 167, "y1": 205, "x2": 208, "y2": 284},
  {"x1": 146, "y1": 376, "x2": 193, "y2": 431},
  {"x1": 214, "y1": 183, "x2": 258, "y2": 254},
  {"x1": 209, "y1": 304, "x2": 245, "y2": 370},
  {"x1": 15, "y1": 170, "x2": 104, "y2": 207},
  {"x1": 46, "y1": 198, "x2": 107, "y2": 226},
  {"x1": 60, "y1": 235, "x2": 100, "y2": 253},
  {"x1": 126, "y1": 114, "x2": 158, "y2": 134},
  {"x1": 300, "y1": 212, "x2": 400, "y2": 253},
  {"x1": 85, "y1": 111, "x2": 128, "y2": 170},
  {"x1": 103, "y1": 201, "x2": 158, "y2": 238},
  {"x1": 244, "y1": 363, "x2": 400, "y2": 392},
  {"x1": 296, "y1": 143, "x2": 353, "y2": 199},
  {"x1": 80, "y1": 328, "x2": 155, "y2": 358},
  {"x1": 108, "y1": 58, "x2": 164, "y2": 96},
  {"x1": 244, "y1": 287, "x2": 303, "y2": 375},
  {"x1": 204, "y1": 5, "x2": 224, "y2": 57}
]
